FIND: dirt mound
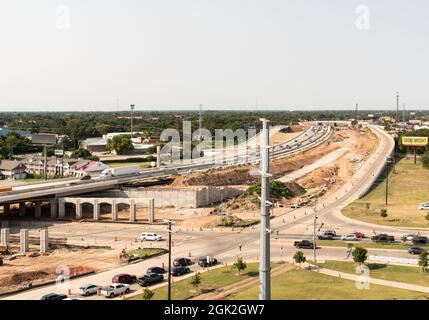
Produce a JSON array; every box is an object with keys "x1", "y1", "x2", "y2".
[
  {"x1": 298, "y1": 165, "x2": 340, "y2": 189},
  {"x1": 0, "y1": 270, "x2": 51, "y2": 287}
]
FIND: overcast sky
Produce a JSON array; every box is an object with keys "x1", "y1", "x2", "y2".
[{"x1": 1, "y1": 0, "x2": 428, "y2": 111}]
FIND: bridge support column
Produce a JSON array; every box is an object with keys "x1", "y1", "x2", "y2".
[
  {"x1": 156, "y1": 146, "x2": 161, "y2": 168},
  {"x1": 50, "y1": 199, "x2": 57, "y2": 219},
  {"x1": 148, "y1": 198, "x2": 155, "y2": 223},
  {"x1": 75, "y1": 200, "x2": 82, "y2": 219},
  {"x1": 3, "y1": 204, "x2": 10, "y2": 215},
  {"x1": 20, "y1": 229, "x2": 29, "y2": 253},
  {"x1": 19, "y1": 203, "x2": 26, "y2": 217},
  {"x1": 112, "y1": 200, "x2": 117, "y2": 221},
  {"x1": 129, "y1": 200, "x2": 136, "y2": 222},
  {"x1": 93, "y1": 200, "x2": 100, "y2": 220},
  {"x1": 0, "y1": 228, "x2": 9, "y2": 247},
  {"x1": 58, "y1": 198, "x2": 66, "y2": 219},
  {"x1": 40, "y1": 228, "x2": 49, "y2": 253},
  {"x1": 34, "y1": 202, "x2": 42, "y2": 218}
]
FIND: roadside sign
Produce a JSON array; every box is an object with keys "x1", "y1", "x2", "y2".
[
  {"x1": 401, "y1": 136, "x2": 428, "y2": 147},
  {"x1": 31, "y1": 133, "x2": 57, "y2": 146},
  {"x1": 54, "y1": 149, "x2": 64, "y2": 156}
]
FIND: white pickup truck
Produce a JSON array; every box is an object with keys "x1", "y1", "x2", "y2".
[{"x1": 101, "y1": 284, "x2": 130, "y2": 298}]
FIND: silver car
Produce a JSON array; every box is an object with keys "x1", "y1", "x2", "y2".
[
  {"x1": 419, "y1": 203, "x2": 429, "y2": 210},
  {"x1": 79, "y1": 284, "x2": 101, "y2": 296}
]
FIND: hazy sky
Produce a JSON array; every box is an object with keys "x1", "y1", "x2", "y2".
[{"x1": 1, "y1": 0, "x2": 428, "y2": 111}]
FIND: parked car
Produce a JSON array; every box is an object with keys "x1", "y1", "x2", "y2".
[
  {"x1": 112, "y1": 273, "x2": 137, "y2": 284},
  {"x1": 413, "y1": 236, "x2": 428, "y2": 244},
  {"x1": 40, "y1": 293, "x2": 68, "y2": 300},
  {"x1": 80, "y1": 175, "x2": 91, "y2": 181},
  {"x1": 294, "y1": 240, "x2": 314, "y2": 249},
  {"x1": 171, "y1": 267, "x2": 191, "y2": 277},
  {"x1": 79, "y1": 284, "x2": 101, "y2": 296},
  {"x1": 101, "y1": 284, "x2": 130, "y2": 298},
  {"x1": 341, "y1": 234, "x2": 359, "y2": 241},
  {"x1": 371, "y1": 234, "x2": 395, "y2": 243},
  {"x1": 408, "y1": 246, "x2": 425, "y2": 255},
  {"x1": 353, "y1": 232, "x2": 365, "y2": 239},
  {"x1": 146, "y1": 267, "x2": 166, "y2": 275},
  {"x1": 401, "y1": 234, "x2": 416, "y2": 242},
  {"x1": 419, "y1": 203, "x2": 429, "y2": 210},
  {"x1": 323, "y1": 230, "x2": 337, "y2": 237},
  {"x1": 198, "y1": 256, "x2": 218, "y2": 267},
  {"x1": 173, "y1": 257, "x2": 192, "y2": 267},
  {"x1": 137, "y1": 273, "x2": 164, "y2": 287},
  {"x1": 140, "y1": 232, "x2": 162, "y2": 241},
  {"x1": 317, "y1": 231, "x2": 334, "y2": 240}
]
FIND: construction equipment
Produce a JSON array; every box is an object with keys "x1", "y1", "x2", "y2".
[{"x1": 0, "y1": 245, "x2": 8, "y2": 255}]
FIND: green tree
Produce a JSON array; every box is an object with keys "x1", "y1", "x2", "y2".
[
  {"x1": 106, "y1": 135, "x2": 134, "y2": 155},
  {"x1": 232, "y1": 257, "x2": 247, "y2": 274},
  {"x1": 419, "y1": 250, "x2": 428, "y2": 272},
  {"x1": 70, "y1": 148, "x2": 99, "y2": 161},
  {"x1": 352, "y1": 247, "x2": 368, "y2": 265},
  {"x1": 422, "y1": 151, "x2": 429, "y2": 169},
  {"x1": 293, "y1": 251, "x2": 306, "y2": 267},
  {"x1": 380, "y1": 208, "x2": 388, "y2": 220},
  {"x1": 190, "y1": 272, "x2": 202, "y2": 292},
  {"x1": 142, "y1": 288, "x2": 155, "y2": 300}
]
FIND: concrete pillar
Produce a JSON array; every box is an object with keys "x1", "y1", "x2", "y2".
[
  {"x1": 156, "y1": 146, "x2": 161, "y2": 168},
  {"x1": 112, "y1": 200, "x2": 117, "y2": 221},
  {"x1": 20, "y1": 229, "x2": 29, "y2": 253},
  {"x1": 50, "y1": 199, "x2": 57, "y2": 219},
  {"x1": 34, "y1": 202, "x2": 42, "y2": 218},
  {"x1": 40, "y1": 228, "x2": 49, "y2": 253},
  {"x1": 129, "y1": 200, "x2": 136, "y2": 222},
  {"x1": 93, "y1": 200, "x2": 100, "y2": 220},
  {"x1": 148, "y1": 198, "x2": 155, "y2": 223},
  {"x1": 3, "y1": 204, "x2": 10, "y2": 215},
  {"x1": 0, "y1": 228, "x2": 9, "y2": 247},
  {"x1": 75, "y1": 200, "x2": 82, "y2": 219},
  {"x1": 19, "y1": 202, "x2": 26, "y2": 217},
  {"x1": 58, "y1": 199, "x2": 66, "y2": 219}
]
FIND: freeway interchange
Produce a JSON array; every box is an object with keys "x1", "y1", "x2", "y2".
[{"x1": 4, "y1": 122, "x2": 424, "y2": 300}]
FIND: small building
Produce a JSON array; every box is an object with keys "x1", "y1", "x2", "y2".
[
  {"x1": 0, "y1": 160, "x2": 27, "y2": 180},
  {"x1": 80, "y1": 139, "x2": 107, "y2": 153}
]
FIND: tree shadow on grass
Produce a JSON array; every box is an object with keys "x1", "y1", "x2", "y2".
[
  {"x1": 367, "y1": 263, "x2": 387, "y2": 270},
  {"x1": 246, "y1": 271, "x2": 259, "y2": 277}
]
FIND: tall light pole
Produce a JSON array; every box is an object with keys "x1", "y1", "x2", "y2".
[
  {"x1": 259, "y1": 118, "x2": 271, "y2": 300},
  {"x1": 385, "y1": 156, "x2": 393, "y2": 206},
  {"x1": 313, "y1": 199, "x2": 318, "y2": 262},
  {"x1": 165, "y1": 220, "x2": 172, "y2": 300},
  {"x1": 396, "y1": 92, "x2": 400, "y2": 123},
  {"x1": 130, "y1": 104, "x2": 135, "y2": 139}
]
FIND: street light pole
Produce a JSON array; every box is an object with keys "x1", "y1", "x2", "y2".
[
  {"x1": 313, "y1": 200, "x2": 318, "y2": 263},
  {"x1": 259, "y1": 118, "x2": 271, "y2": 301},
  {"x1": 130, "y1": 104, "x2": 135, "y2": 139},
  {"x1": 385, "y1": 156, "x2": 392, "y2": 206},
  {"x1": 167, "y1": 220, "x2": 172, "y2": 300}
]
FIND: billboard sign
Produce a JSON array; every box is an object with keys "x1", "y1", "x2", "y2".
[
  {"x1": 401, "y1": 136, "x2": 428, "y2": 147},
  {"x1": 54, "y1": 149, "x2": 64, "y2": 156},
  {"x1": 31, "y1": 133, "x2": 57, "y2": 146}
]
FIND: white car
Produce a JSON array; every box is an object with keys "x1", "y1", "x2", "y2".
[
  {"x1": 140, "y1": 232, "x2": 162, "y2": 241},
  {"x1": 401, "y1": 234, "x2": 415, "y2": 241},
  {"x1": 419, "y1": 203, "x2": 429, "y2": 210},
  {"x1": 79, "y1": 284, "x2": 101, "y2": 296},
  {"x1": 341, "y1": 234, "x2": 359, "y2": 241},
  {"x1": 101, "y1": 284, "x2": 130, "y2": 298}
]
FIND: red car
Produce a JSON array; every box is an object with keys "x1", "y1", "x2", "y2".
[
  {"x1": 353, "y1": 232, "x2": 365, "y2": 239},
  {"x1": 112, "y1": 273, "x2": 137, "y2": 284}
]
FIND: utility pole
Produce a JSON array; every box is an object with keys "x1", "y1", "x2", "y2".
[
  {"x1": 198, "y1": 104, "x2": 203, "y2": 141},
  {"x1": 396, "y1": 92, "x2": 400, "y2": 123},
  {"x1": 259, "y1": 118, "x2": 271, "y2": 300},
  {"x1": 130, "y1": 104, "x2": 135, "y2": 139},
  {"x1": 385, "y1": 157, "x2": 392, "y2": 206},
  {"x1": 167, "y1": 220, "x2": 172, "y2": 300},
  {"x1": 355, "y1": 103, "x2": 359, "y2": 124},
  {"x1": 313, "y1": 199, "x2": 318, "y2": 262},
  {"x1": 43, "y1": 145, "x2": 47, "y2": 181}
]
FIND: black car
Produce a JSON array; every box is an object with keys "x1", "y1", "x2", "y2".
[
  {"x1": 147, "y1": 267, "x2": 166, "y2": 275},
  {"x1": 171, "y1": 267, "x2": 191, "y2": 276},
  {"x1": 413, "y1": 236, "x2": 428, "y2": 244},
  {"x1": 80, "y1": 175, "x2": 91, "y2": 180},
  {"x1": 408, "y1": 246, "x2": 424, "y2": 255},
  {"x1": 173, "y1": 257, "x2": 192, "y2": 267},
  {"x1": 371, "y1": 234, "x2": 395, "y2": 243},
  {"x1": 40, "y1": 293, "x2": 68, "y2": 300},
  {"x1": 137, "y1": 273, "x2": 164, "y2": 286},
  {"x1": 294, "y1": 240, "x2": 314, "y2": 249},
  {"x1": 198, "y1": 257, "x2": 218, "y2": 267}
]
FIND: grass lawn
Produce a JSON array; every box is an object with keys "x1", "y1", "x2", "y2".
[
  {"x1": 316, "y1": 260, "x2": 429, "y2": 288},
  {"x1": 228, "y1": 268, "x2": 428, "y2": 300},
  {"x1": 130, "y1": 262, "x2": 427, "y2": 300},
  {"x1": 342, "y1": 158, "x2": 429, "y2": 228},
  {"x1": 317, "y1": 239, "x2": 425, "y2": 250},
  {"x1": 107, "y1": 162, "x2": 151, "y2": 169},
  {"x1": 127, "y1": 248, "x2": 167, "y2": 259},
  {"x1": 129, "y1": 263, "x2": 265, "y2": 300}
]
